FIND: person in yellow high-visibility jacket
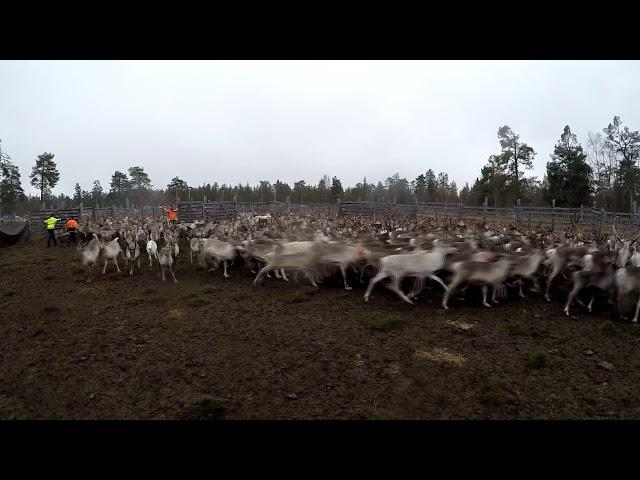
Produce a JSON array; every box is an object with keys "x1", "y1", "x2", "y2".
[{"x1": 44, "y1": 216, "x2": 62, "y2": 247}]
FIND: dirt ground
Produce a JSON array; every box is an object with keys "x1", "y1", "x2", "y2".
[{"x1": 2, "y1": 237, "x2": 640, "y2": 420}]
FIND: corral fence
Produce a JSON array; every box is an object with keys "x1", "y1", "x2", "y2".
[
  {"x1": 176, "y1": 200, "x2": 338, "y2": 222},
  {"x1": 28, "y1": 200, "x2": 640, "y2": 236},
  {"x1": 337, "y1": 201, "x2": 640, "y2": 235}
]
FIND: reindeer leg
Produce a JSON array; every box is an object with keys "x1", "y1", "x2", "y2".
[
  {"x1": 364, "y1": 271, "x2": 390, "y2": 302},
  {"x1": 171, "y1": 265, "x2": 178, "y2": 283},
  {"x1": 518, "y1": 279, "x2": 526, "y2": 298},
  {"x1": 407, "y1": 277, "x2": 424, "y2": 299},
  {"x1": 341, "y1": 265, "x2": 352, "y2": 290},
  {"x1": 587, "y1": 294, "x2": 595, "y2": 313},
  {"x1": 254, "y1": 265, "x2": 272, "y2": 286},
  {"x1": 632, "y1": 294, "x2": 640, "y2": 323},
  {"x1": 482, "y1": 285, "x2": 492, "y2": 307},
  {"x1": 545, "y1": 261, "x2": 564, "y2": 302},
  {"x1": 532, "y1": 276, "x2": 542, "y2": 294},
  {"x1": 563, "y1": 273, "x2": 583, "y2": 317},
  {"x1": 305, "y1": 270, "x2": 319, "y2": 288},
  {"x1": 281, "y1": 269, "x2": 288, "y2": 282},
  {"x1": 114, "y1": 257, "x2": 121, "y2": 273},
  {"x1": 442, "y1": 277, "x2": 461, "y2": 310},
  {"x1": 426, "y1": 274, "x2": 448, "y2": 293},
  {"x1": 387, "y1": 277, "x2": 413, "y2": 304},
  {"x1": 223, "y1": 260, "x2": 229, "y2": 278},
  {"x1": 102, "y1": 259, "x2": 108, "y2": 274},
  {"x1": 617, "y1": 289, "x2": 628, "y2": 320}
]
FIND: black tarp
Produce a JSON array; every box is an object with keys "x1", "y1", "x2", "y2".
[{"x1": 0, "y1": 221, "x2": 31, "y2": 247}]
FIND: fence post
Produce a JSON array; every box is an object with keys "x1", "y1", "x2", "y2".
[
  {"x1": 337, "y1": 198, "x2": 342, "y2": 217},
  {"x1": 552, "y1": 199, "x2": 556, "y2": 232},
  {"x1": 483, "y1": 196, "x2": 488, "y2": 221},
  {"x1": 80, "y1": 201, "x2": 84, "y2": 220}
]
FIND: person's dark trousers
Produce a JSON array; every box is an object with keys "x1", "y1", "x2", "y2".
[
  {"x1": 68, "y1": 229, "x2": 77, "y2": 246},
  {"x1": 47, "y1": 229, "x2": 57, "y2": 247}
]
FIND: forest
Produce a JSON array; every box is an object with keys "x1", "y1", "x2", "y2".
[{"x1": 1, "y1": 116, "x2": 639, "y2": 215}]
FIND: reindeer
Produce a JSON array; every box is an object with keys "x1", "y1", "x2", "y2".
[
  {"x1": 158, "y1": 245, "x2": 177, "y2": 283},
  {"x1": 201, "y1": 238, "x2": 238, "y2": 278},
  {"x1": 123, "y1": 232, "x2": 141, "y2": 276},
  {"x1": 101, "y1": 237, "x2": 123, "y2": 274},
  {"x1": 615, "y1": 267, "x2": 640, "y2": 322},
  {"x1": 442, "y1": 257, "x2": 514, "y2": 310},
  {"x1": 363, "y1": 246, "x2": 454, "y2": 304},
  {"x1": 253, "y1": 242, "x2": 323, "y2": 287},
  {"x1": 79, "y1": 234, "x2": 101, "y2": 283},
  {"x1": 563, "y1": 219, "x2": 640, "y2": 316}
]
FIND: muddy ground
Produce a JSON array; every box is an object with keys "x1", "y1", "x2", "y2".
[{"x1": 2, "y1": 238, "x2": 640, "y2": 420}]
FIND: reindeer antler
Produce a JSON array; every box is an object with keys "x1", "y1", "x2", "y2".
[{"x1": 612, "y1": 216, "x2": 623, "y2": 243}]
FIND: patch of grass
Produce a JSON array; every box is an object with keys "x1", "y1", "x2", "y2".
[
  {"x1": 166, "y1": 309, "x2": 184, "y2": 321},
  {"x1": 505, "y1": 323, "x2": 527, "y2": 336},
  {"x1": 366, "y1": 316, "x2": 403, "y2": 332},
  {"x1": 527, "y1": 352, "x2": 548, "y2": 369},
  {"x1": 43, "y1": 274, "x2": 57, "y2": 281},
  {"x1": 182, "y1": 396, "x2": 227, "y2": 420},
  {"x1": 142, "y1": 288, "x2": 157, "y2": 295},
  {"x1": 3, "y1": 290, "x2": 16, "y2": 298},
  {"x1": 201, "y1": 286, "x2": 219, "y2": 294}
]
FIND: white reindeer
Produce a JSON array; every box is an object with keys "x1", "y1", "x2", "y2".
[
  {"x1": 364, "y1": 247, "x2": 454, "y2": 304},
  {"x1": 80, "y1": 234, "x2": 101, "y2": 283},
  {"x1": 158, "y1": 245, "x2": 177, "y2": 283},
  {"x1": 101, "y1": 237, "x2": 123, "y2": 274}
]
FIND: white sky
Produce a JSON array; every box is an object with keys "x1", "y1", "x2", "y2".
[{"x1": 1, "y1": 60, "x2": 640, "y2": 196}]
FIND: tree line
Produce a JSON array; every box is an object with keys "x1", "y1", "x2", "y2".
[{"x1": 1, "y1": 115, "x2": 639, "y2": 216}]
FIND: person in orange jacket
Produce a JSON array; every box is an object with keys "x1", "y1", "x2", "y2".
[
  {"x1": 164, "y1": 205, "x2": 178, "y2": 223},
  {"x1": 66, "y1": 218, "x2": 79, "y2": 246}
]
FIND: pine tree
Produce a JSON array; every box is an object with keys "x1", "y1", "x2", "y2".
[
  {"x1": 544, "y1": 126, "x2": 593, "y2": 207},
  {"x1": 29, "y1": 152, "x2": 60, "y2": 207}
]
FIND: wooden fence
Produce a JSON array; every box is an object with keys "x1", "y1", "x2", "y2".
[{"x1": 29, "y1": 200, "x2": 640, "y2": 236}]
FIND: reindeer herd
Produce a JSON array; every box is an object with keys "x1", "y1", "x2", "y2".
[{"x1": 68, "y1": 211, "x2": 640, "y2": 322}]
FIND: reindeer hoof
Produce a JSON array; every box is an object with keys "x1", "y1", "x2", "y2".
[{"x1": 345, "y1": 286, "x2": 352, "y2": 291}]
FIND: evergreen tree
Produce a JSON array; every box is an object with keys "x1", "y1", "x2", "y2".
[
  {"x1": 0, "y1": 163, "x2": 25, "y2": 214},
  {"x1": 29, "y1": 152, "x2": 60, "y2": 206},
  {"x1": 544, "y1": 126, "x2": 593, "y2": 207},
  {"x1": 496, "y1": 125, "x2": 536, "y2": 202}
]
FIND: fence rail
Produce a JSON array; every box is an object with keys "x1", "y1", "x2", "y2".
[{"x1": 28, "y1": 200, "x2": 640, "y2": 235}]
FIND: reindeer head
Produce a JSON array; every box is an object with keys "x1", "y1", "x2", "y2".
[{"x1": 612, "y1": 216, "x2": 640, "y2": 267}]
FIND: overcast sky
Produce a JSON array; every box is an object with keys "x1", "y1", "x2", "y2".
[{"x1": 1, "y1": 60, "x2": 640, "y2": 197}]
